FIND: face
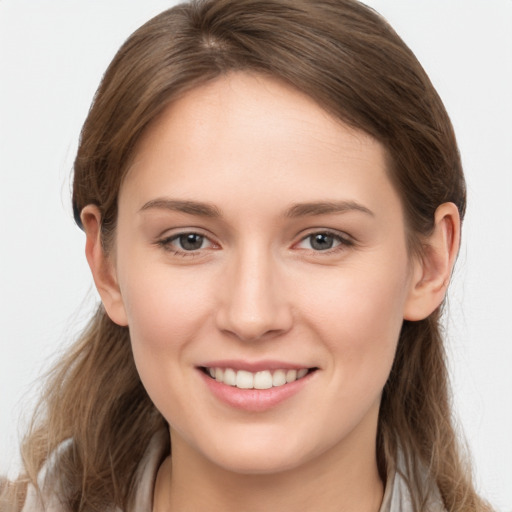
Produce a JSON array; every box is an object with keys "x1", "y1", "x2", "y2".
[{"x1": 111, "y1": 73, "x2": 418, "y2": 474}]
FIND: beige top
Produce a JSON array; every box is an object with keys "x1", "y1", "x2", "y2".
[{"x1": 21, "y1": 431, "x2": 444, "y2": 512}]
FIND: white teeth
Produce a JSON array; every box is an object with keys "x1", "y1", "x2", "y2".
[
  {"x1": 272, "y1": 369, "x2": 287, "y2": 387},
  {"x1": 236, "y1": 370, "x2": 254, "y2": 389},
  {"x1": 206, "y1": 367, "x2": 311, "y2": 389},
  {"x1": 286, "y1": 369, "x2": 297, "y2": 383},
  {"x1": 223, "y1": 368, "x2": 237, "y2": 386},
  {"x1": 254, "y1": 371, "x2": 273, "y2": 390},
  {"x1": 297, "y1": 368, "x2": 308, "y2": 379}
]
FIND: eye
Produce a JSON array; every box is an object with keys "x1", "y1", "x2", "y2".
[
  {"x1": 295, "y1": 231, "x2": 352, "y2": 252},
  {"x1": 158, "y1": 232, "x2": 214, "y2": 253},
  {"x1": 175, "y1": 233, "x2": 207, "y2": 251}
]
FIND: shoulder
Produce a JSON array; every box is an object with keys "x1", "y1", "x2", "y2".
[
  {"x1": 380, "y1": 469, "x2": 445, "y2": 512},
  {"x1": 20, "y1": 439, "x2": 74, "y2": 512},
  {"x1": 19, "y1": 430, "x2": 168, "y2": 512},
  {"x1": 379, "y1": 449, "x2": 447, "y2": 512}
]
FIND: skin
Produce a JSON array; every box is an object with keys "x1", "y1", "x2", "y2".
[{"x1": 82, "y1": 73, "x2": 460, "y2": 512}]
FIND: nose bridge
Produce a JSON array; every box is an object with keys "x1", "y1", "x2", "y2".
[{"x1": 216, "y1": 240, "x2": 291, "y2": 341}]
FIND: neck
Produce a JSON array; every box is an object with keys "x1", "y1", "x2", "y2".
[{"x1": 153, "y1": 421, "x2": 384, "y2": 512}]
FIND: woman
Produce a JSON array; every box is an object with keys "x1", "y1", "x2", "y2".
[{"x1": 1, "y1": 0, "x2": 494, "y2": 511}]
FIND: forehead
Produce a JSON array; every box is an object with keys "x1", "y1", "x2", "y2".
[{"x1": 121, "y1": 72, "x2": 400, "y2": 221}]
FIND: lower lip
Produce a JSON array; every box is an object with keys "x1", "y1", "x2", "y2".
[{"x1": 199, "y1": 370, "x2": 314, "y2": 412}]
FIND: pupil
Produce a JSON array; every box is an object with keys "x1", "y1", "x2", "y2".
[
  {"x1": 311, "y1": 233, "x2": 333, "y2": 250},
  {"x1": 180, "y1": 233, "x2": 203, "y2": 250}
]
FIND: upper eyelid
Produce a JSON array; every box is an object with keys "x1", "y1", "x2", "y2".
[
  {"x1": 155, "y1": 223, "x2": 221, "y2": 245},
  {"x1": 295, "y1": 228, "x2": 353, "y2": 242},
  {"x1": 156, "y1": 224, "x2": 214, "y2": 238}
]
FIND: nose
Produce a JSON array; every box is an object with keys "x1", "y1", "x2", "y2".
[{"x1": 215, "y1": 246, "x2": 293, "y2": 342}]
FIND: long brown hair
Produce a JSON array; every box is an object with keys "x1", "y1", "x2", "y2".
[{"x1": 2, "y1": 1, "x2": 491, "y2": 511}]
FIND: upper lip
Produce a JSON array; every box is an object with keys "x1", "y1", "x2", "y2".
[{"x1": 198, "y1": 359, "x2": 315, "y2": 372}]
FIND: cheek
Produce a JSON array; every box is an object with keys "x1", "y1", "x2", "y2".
[
  {"x1": 117, "y1": 265, "x2": 218, "y2": 422},
  {"x1": 118, "y1": 263, "x2": 215, "y2": 359},
  {"x1": 297, "y1": 259, "x2": 410, "y2": 383}
]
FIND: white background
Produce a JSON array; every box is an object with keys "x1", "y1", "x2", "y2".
[{"x1": 0, "y1": 1, "x2": 511, "y2": 510}]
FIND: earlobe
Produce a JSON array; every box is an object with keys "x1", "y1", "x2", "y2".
[
  {"x1": 403, "y1": 202, "x2": 461, "y2": 321},
  {"x1": 81, "y1": 205, "x2": 128, "y2": 327}
]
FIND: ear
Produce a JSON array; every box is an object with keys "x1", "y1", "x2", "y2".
[
  {"x1": 403, "y1": 202, "x2": 461, "y2": 321},
  {"x1": 81, "y1": 205, "x2": 128, "y2": 326}
]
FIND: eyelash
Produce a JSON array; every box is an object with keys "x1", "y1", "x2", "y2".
[
  {"x1": 156, "y1": 229, "x2": 354, "y2": 257},
  {"x1": 294, "y1": 230, "x2": 354, "y2": 254},
  {"x1": 157, "y1": 232, "x2": 215, "y2": 257}
]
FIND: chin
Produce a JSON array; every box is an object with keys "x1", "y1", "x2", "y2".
[
  {"x1": 211, "y1": 450, "x2": 307, "y2": 476},
  {"x1": 197, "y1": 432, "x2": 320, "y2": 476}
]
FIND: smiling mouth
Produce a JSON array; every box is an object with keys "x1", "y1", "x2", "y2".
[{"x1": 200, "y1": 367, "x2": 317, "y2": 390}]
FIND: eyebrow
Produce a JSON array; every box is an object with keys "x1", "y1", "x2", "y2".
[
  {"x1": 284, "y1": 201, "x2": 374, "y2": 218},
  {"x1": 139, "y1": 198, "x2": 221, "y2": 217},
  {"x1": 139, "y1": 198, "x2": 374, "y2": 219}
]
